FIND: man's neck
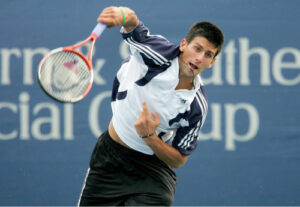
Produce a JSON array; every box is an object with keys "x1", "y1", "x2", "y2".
[{"x1": 175, "y1": 78, "x2": 194, "y2": 90}]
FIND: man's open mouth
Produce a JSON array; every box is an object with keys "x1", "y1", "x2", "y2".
[{"x1": 189, "y1": 63, "x2": 198, "y2": 71}]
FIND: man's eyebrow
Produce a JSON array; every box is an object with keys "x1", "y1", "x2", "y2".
[
  {"x1": 206, "y1": 50, "x2": 215, "y2": 56},
  {"x1": 195, "y1": 43, "x2": 216, "y2": 55}
]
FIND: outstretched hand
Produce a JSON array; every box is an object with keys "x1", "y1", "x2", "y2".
[
  {"x1": 97, "y1": 6, "x2": 139, "y2": 31},
  {"x1": 97, "y1": 7, "x2": 124, "y2": 28},
  {"x1": 134, "y1": 102, "x2": 160, "y2": 138}
]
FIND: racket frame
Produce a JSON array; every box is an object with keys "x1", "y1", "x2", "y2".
[
  {"x1": 37, "y1": 23, "x2": 105, "y2": 103},
  {"x1": 37, "y1": 47, "x2": 93, "y2": 103}
]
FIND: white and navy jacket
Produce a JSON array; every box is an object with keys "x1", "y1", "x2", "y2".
[{"x1": 111, "y1": 22, "x2": 208, "y2": 156}]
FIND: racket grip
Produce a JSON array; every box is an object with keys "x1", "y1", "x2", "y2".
[{"x1": 92, "y1": 23, "x2": 106, "y2": 37}]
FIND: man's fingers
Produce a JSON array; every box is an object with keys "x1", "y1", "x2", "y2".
[
  {"x1": 139, "y1": 102, "x2": 159, "y2": 125},
  {"x1": 151, "y1": 112, "x2": 160, "y2": 125},
  {"x1": 141, "y1": 101, "x2": 149, "y2": 117},
  {"x1": 97, "y1": 7, "x2": 123, "y2": 27}
]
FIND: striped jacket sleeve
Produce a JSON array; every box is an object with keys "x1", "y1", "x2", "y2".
[
  {"x1": 171, "y1": 89, "x2": 208, "y2": 156},
  {"x1": 172, "y1": 121, "x2": 201, "y2": 156},
  {"x1": 121, "y1": 22, "x2": 180, "y2": 66}
]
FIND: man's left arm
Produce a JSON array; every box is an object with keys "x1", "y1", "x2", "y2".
[
  {"x1": 134, "y1": 102, "x2": 189, "y2": 168},
  {"x1": 143, "y1": 134, "x2": 189, "y2": 168}
]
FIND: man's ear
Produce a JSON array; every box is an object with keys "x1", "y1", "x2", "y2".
[
  {"x1": 208, "y1": 57, "x2": 217, "y2": 68},
  {"x1": 179, "y1": 39, "x2": 187, "y2": 52}
]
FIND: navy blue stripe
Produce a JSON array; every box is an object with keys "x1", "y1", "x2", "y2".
[
  {"x1": 111, "y1": 76, "x2": 127, "y2": 102},
  {"x1": 111, "y1": 76, "x2": 119, "y2": 102},
  {"x1": 169, "y1": 110, "x2": 189, "y2": 127},
  {"x1": 116, "y1": 91, "x2": 127, "y2": 100},
  {"x1": 135, "y1": 63, "x2": 169, "y2": 86}
]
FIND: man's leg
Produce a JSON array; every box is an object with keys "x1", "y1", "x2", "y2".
[{"x1": 124, "y1": 191, "x2": 174, "y2": 206}]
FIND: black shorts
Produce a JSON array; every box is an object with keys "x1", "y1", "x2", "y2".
[{"x1": 78, "y1": 130, "x2": 177, "y2": 206}]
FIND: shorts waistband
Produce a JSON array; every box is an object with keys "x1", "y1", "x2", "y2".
[{"x1": 101, "y1": 130, "x2": 157, "y2": 160}]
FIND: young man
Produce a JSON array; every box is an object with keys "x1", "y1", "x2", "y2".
[{"x1": 78, "y1": 6, "x2": 224, "y2": 206}]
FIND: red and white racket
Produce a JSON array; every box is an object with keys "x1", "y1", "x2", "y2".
[{"x1": 37, "y1": 23, "x2": 106, "y2": 103}]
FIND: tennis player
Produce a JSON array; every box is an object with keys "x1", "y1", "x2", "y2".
[{"x1": 78, "y1": 6, "x2": 224, "y2": 206}]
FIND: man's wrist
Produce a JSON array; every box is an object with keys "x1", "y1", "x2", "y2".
[
  {"x1": 120, "y1": 7, "x2": 139, "y2": 32},
  {"x1": 119, "y1": 7, "x2": 126, "y2": 25},
  {"x1": 140, "y1": 133, "x2": 155, "y2": 139}
]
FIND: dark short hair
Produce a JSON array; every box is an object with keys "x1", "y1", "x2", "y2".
[{"x1": 186, "y1": 21, "x2": 224, "y2": 57}]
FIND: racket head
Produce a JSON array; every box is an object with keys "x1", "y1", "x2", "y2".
[{"x1": 37, "y1": 48, "x2": 93, "y2": 103}]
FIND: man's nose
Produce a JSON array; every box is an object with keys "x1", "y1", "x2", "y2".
[{"x1": 195, "y1": 52, "x2": 205, "y2": 63}]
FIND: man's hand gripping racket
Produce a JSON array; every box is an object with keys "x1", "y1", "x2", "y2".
[{"x1": 37, "y1": 23, "x2": 106, "y2": 103}]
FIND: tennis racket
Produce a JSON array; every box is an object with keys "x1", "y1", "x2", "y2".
[{"x1": 37, "y1": 22, "x2": 106, "y2": 103}]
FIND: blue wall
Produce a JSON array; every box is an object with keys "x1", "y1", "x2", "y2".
[{"x1": 1, "y1": 0, "x2": 300, "y2": 205}]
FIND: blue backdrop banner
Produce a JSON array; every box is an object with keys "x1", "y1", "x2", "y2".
[{"x1": 0, "y1": 0, "x2": 300, "y2": 206}]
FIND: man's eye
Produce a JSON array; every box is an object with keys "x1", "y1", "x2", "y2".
[
  {"x1": 205, "y1": 53, "x2": 213, "y2": 58},
  {"x1": 195, "y1": 47, "x2": 201, "y2": 52}
]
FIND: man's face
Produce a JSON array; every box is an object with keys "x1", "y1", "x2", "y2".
[{"x1": 178, "y1": 36, "x2": 218, "y2": 79}]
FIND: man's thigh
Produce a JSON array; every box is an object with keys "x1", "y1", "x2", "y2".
[
  {"x1": 79, "y1": 195, "x2": 126, "y2": 206},
  {"x1": 125, "y1": 192, "x2": 174, "y2": 206}
]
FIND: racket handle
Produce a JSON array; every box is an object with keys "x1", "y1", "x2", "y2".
[{"x1": 92, "y1": 23, "x2": 106, "y2": 37}]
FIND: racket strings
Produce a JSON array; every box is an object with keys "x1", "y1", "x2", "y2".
[{"x1": 39, "y1": 51, "x2": 92, "y2": 102}]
